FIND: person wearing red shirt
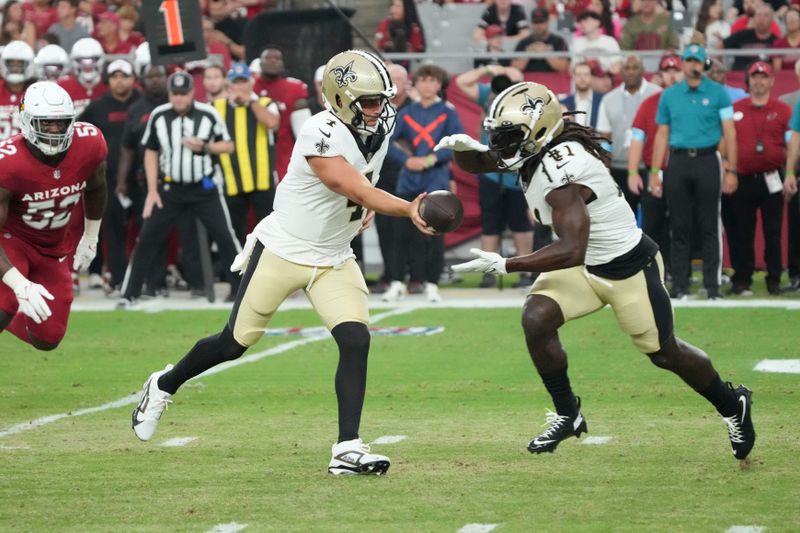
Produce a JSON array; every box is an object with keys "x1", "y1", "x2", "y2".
[
  {"x1": 0, "y1": 81, "x2": 108, "y2": 350},
  {"x1": 22, "y1": 0, "x2": 58, "y2": 39},
  {"x1": 725, "y1": 61, "x2": 790, "y2": 295},
  {"x1": 94, "y1": 11, "x2": 134, "y2": 55},
  {"x1": 253, "y1": 46, "x2": 310, "y2": 180},
  {"x1": 628, "y1": 53, "x2": 684, "y2": 270}
]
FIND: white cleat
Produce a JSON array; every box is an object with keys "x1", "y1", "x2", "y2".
[
  {"x1": 381, "y1": 281, "x2": 406, "y2": 302},
  {"x1": 132, "y1": 364, "x2": 174, "y2": 441},
  {"x1": 328, "y1": 438, "x2": 391, "y2": 476},
  {"x1": 425, "y1": 282, "x2": 442, "y2": 303}
]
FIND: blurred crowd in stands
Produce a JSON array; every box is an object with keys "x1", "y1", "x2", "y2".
[{"x1": 1, "y1": 0, "x2": 800, "y2": 302}]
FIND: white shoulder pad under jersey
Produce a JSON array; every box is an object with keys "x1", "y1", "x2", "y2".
[
  {"x1": 523, "y1": 140, "x2": 642, "y2": 265},
  {"x1": 253, "y1": 110, "x2": 390, "y2": 266}
]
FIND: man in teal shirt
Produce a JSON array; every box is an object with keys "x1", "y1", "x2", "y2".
[{"x1": 649, "y1": 44, "x2": 739, "y2": 300}]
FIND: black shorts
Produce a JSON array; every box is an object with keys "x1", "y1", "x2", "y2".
[{"x1": 478, "y1": 175, "x2": 532, "y2": 235}]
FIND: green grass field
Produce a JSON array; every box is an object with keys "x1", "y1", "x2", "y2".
[{"x1": 1, "y1": 306, "x2": 798, "y2": 532}]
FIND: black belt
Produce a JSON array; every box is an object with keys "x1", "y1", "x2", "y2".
[{"x1": 670, "y1": 146, "x2": 717, "y2": 157}]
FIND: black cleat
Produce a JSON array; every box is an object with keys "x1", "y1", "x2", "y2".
[
  {"x1": 722, "y1": 384, "x2": 756, "y2": 460},
  {"x1": 527, "y1": 397, "x2": 588, "y2": 454}
]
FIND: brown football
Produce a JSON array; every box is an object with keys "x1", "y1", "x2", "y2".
[{"x1": 419, "y1": 191, "x2": 464, "y2": 233}]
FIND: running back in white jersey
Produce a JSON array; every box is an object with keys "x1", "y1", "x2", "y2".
[
  {"x1": 253, "y1": 110, "x2": 390, "y2": 266},
  {"x1": 522, "y1": 140, "x2": 642, "y2": 266}
]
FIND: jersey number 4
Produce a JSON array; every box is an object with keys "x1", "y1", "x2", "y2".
[{"x1": 23, "y1": 193, "x2": 81, "y2": 230}]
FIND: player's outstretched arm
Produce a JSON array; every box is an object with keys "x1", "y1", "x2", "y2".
[
  {"x1": 308, "y1": 156, "x2": 435, "y2": 235},
  {"x1": 0, "y1": 188, "x2": 54, "y2": 324},
  {"x1": 504, "y1": 184, "x2": 590, "y2": 273},
  {"x1": 74, "y1": 161, "x2": 108, "y2": 271},
  {"x1": 434, "y1": 134, "x2": 503, "y2": 174}
]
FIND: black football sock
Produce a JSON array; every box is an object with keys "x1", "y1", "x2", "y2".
[
  {"x1": 331, "y1": 321, "x2": 370, "y2": 443},
  {"x1": 157, "y1": 325, "x2": 247, "y2": 395},
  {"x1": 539, "y1": 366, "x2": 579, "y2": 417},
  {"x1": 698, "y1": 373, "x2": 738, "y2": 417}
]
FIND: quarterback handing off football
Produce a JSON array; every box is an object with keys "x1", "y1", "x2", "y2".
[{"x1": 420, "y1": 191, "x2": 464, "y2": 233}]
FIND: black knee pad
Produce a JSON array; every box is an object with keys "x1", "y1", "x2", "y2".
[{"x1": 331, "y1": 321, "x2": 371, "y2": 355}]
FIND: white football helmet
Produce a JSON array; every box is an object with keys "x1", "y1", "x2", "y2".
[
  {"x1": 1, "y1": 40, "x2": 35, "y2": 85},
  {"x1": 134, "y1": 42, "x2": 150, "y2": 78},
  {"x1": 19, "y1": 81, "x2": 77, "y2": 156},
  {"x1": 70, "y1": 38, "x2": 105, "y2": 84},
  {"x1": 35, "y1": 44, "x2": 70, "y2": 81}
]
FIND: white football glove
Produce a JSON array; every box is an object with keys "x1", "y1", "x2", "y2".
[
  {"x1": 2, "y1": 268, "x2": 54, "y2": 324},
  {"x1": 451, "y1": 248, "x2": 507, "y2": 275},
  {"x1": 230, "y1": 233, "x2": 257, "y2": 274},
  {"x1": 434, "y1": 134, "x2": 489, "y2": 153},
  {"x1": 73, "y1": 235, "x2": 98, "y2": 271}
]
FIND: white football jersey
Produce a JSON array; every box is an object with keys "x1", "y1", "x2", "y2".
[
  {"x1": 253, "y1": 110, "x2": 389, "y2": 266},
  {"x1": 523, "y1": 140, "x2": 642, "y2": 266}
]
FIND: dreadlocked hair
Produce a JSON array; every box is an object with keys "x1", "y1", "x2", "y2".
[{"x1": 526, "y1": 112, "x2": 611, "y2": 175}]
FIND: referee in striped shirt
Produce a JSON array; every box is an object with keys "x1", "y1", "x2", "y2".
[
  {"x1": 118, "y1": 71, "x2": 241, "y2": 307},
  {"x1": 213, "y1": 63, "x2": 280, "y2": 244}
]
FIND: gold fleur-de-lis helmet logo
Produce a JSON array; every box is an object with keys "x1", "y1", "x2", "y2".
[
  {"x1": 332, "y1": 60, "x2": 358, "y2": 88},
  {"x1": 520, "y1": 94, "x2": 544, "y2": 119}
]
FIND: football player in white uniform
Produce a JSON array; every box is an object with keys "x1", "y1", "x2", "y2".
[
  {"x1": 437, "y1": 82, "x2": 755, "y2": 462},
  {"x1": 131, "y1": 50, "x2": 434, "y2": 475}
]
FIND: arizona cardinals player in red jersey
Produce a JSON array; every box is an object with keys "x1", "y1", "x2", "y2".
[
  {"x1": 0, "y1": 81, "x2": 107, "y2": 350},
  {"x1": 254, "y1": 47, "x2": 311, "y2": 180},
  {"x1": 0, "y1": 41, "x2": 37, "y2": 141}
]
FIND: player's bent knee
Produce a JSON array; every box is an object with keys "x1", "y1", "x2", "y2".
[
  {"x1": 29, "y1": 335, "x2": 61, "y2": 351},
  {"x1": 521, "y1": 296, "x2": 562, "y2": 339},
  {"x1": 0, "y1": 312, "x2": 11, "y2": 332},
  {"x1": 331, "y1": 321, "x2": 371, "y2": 355},
  {"x1": 216, "y1": 325, "x2": 248, "y2": 361},
  {"x1": 646, "y1": 335, "x2": 680, "y2": 371}
]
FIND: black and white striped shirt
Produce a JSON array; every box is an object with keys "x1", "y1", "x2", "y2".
[{"x1": 141, "y1": 101, "x2": 231, "y2": 184}]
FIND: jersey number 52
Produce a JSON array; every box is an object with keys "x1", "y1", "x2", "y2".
[{"x1": 23, "y1": 193, "x2": 81, "y2": 230}]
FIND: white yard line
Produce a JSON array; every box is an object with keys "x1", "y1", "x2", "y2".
[
  {"x1": 0, "y1": 308, "x2": 415, "y2": 440},
  {"x1": 371, "y1": 435, "x2": 407, "y2": 445},
  {"x1": 726, "y1": 526, "x2": 767, "y2": 533},
  {"x1": 205, "y1": 523, "x2": 248, "y2": 533},
  {"x1": 160, "y1": 437, "x2": 197, "y2": 447},
  {"x1": 581, "y1": 436, "x2": 613, "y2": 445},
  {"x1": 457, "y1": 524, "x2": 498, "y2": 533},
  {"x1": 753, "y1": 359, "x2": 800, "y2": 374}
]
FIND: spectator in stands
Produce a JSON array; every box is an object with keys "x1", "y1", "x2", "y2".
[
  {"x1": 213, "y1": 63, "x2": 280, "y2": 245},
  {"x1": 1, "y1": 2, "x2": 36, "y2": 48},
  {"x1": 23, "y1": 0, "x2": 58, "y2": 40},
  {"x1": 572, "y1": 11, "x2": 622, "y2": 74},
  {"x1": 117, "y1": 6, "x2": 145, "y2": 49},
  {"x1": 596, "y1": 55, "x2": 661, "y2": 214},
  {"x1": 384, "y1": 64, "x2": 463, "y2": 303},
  {"x1": 726, "y1": 61, "x2": 789, "y2": 296},
  {"x1": 782, "y1": 95, "x2": 800, "y2": 291},
  {"x1": 730, "y1": 0, "x2": 782, "y2": 37},
  {"x1": 620, "y1": 0, "x2": 679, "y2": 51},
  {"x1": 581, "y1": 0, "x2": 623, "y2": 40},
  {"x1": 692, "y1": 0, "x2": 730, "y2": 50},
  {"x1": 512, "y1": 7, "x2": 570, "y2": 73},
  {"x1": 591, "y1": 64, "x2": 614, "y2": 93},
  {"x1": 473, "y1": 0, "x2": 530, "y2": 47},
  {"x1": 455, "y1": 64, "x2": 533, "y2": 289},
  {"x1": 374, "y1": 0, "x2": 425, "y2": 56},
  {"x1": 95, "y1": 11, "x2": 134, "y2": 54},
  {"x1": 772, "y1": 7, "x2": 800, "y2": 71},
  {"x1": 724, "y1": 3, "x2": 777, "y2": 71},
  {"x1": 207, "y1": 0, "x2": 245, "y2": 61},
  {"x1": 373, "y1": 63, "x2": 413, "y2": 295},
  {"x1": 254, "y1": 46, "x2": 311, "y2": 181},
  {"x1": 628, "y1": 52, "x2": 685, "y2": 272},
  {"x1": 708, "y1": 59, "x2": 748, "y2": 102},
  {"x1": 561, "y1": 62, "x2": 605, "y2": 128},
  {"x1": 201, "y1": 17, "x2": 232, "y2": 69},
  {"x1": 473, "y1": 25, "x2": 510, "y2": 68},
  {"x1": 47, "y1": 0, "x2": 89, "y2": 54},
  {"x1": 78, "y1": 59, "x2": 140, "y2": 293},
  {"x1": 203, "y1": 63, "x2": 228, "y2": 102}
]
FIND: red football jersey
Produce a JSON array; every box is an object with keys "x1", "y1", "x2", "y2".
[
  {"x1": 58, "y1": 76, "x2": 109, "y2": 116},
  {"x1": 0, "y1": 80, "x2": 29, "y2": 142},
  {"x1": 253, "y1": 76, "x2": 309, "y2": 180},
  {"x1": 0, "y1": 123, "x2": 108, "y2": 258}
]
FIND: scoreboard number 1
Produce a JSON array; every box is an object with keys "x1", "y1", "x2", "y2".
[
  {"x1": 142, "y1": 0, "x2": 205, "y2": 65},
  {"x1": 159, "y1": 0, "x2": 185, "y2": 46}
]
